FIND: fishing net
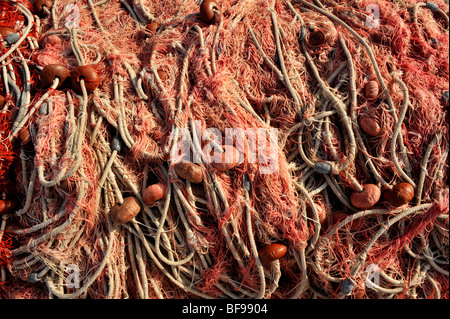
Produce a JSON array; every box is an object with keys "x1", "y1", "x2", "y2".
[{"x1": 0, "y1": 0, "x2": 448, "y2": 299}]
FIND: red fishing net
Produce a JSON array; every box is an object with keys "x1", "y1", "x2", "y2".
[{"x1": 0, "y1": 0, "x2": 448, "y2": 299}]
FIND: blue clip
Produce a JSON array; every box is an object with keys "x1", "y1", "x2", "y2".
[
  {"x1": 4, "y1": 33, "x2": 20, "y2": 45},
  {"x1": 425, "y1": 2, "x2": 440, "y2": 12},
  {"x1": 299, "y1": 26, "x2": 307, "y2": 42},
  {"x1": 243, "y1": 174, "x2": 251, "y2": 192},
  {"x1": 111, "y1": 135, "x2": 123, "y2": 152},
  {"x1": 340, "y1": 278, "x2": 355, "y2": 295},
  {"x1": 442, "y1": 91, "x2": 449, "y2": 105},
  {"x1": 314, "y1": 162, "x2": 332, "y2": 175},
  {"x1": 27, "y1": 272, "x2": 42, "y2": 283}
]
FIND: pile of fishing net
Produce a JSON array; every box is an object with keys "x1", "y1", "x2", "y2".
[{"x1": 0, "y1": 0, "x2": 448, "y2": 299}]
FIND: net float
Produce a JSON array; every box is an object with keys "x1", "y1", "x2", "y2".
[
  {"x1": 381, "y1": 182, "x2": 414, "y2": 207},
  {"x1": 146, "y1": 22, "x2": 160, "y2": 35},
  {"x1": 157, "y1": 67, "x2": 169, "y2": 82},
  {"x1": 40, "y1": 64, "x2": 70, "y2": 89},
  {"x1": 358, "y1": 114, "x2": 382, "y2": 137},
  {"x1": 308, "y1": 29, "x2": 326, "y2": 47},
  {"x1": 174, "y1": 161, "x2": 203, "y2": 184},
  {"x1": 33, "y1": 0, "x2": 53, "y2": 16},
  {"x1": 354, "y1": 282, "x2": 366, "y2": 299},
  {"x1": 0, "y1": 199, "x2": 15, "y2": 215},
  {"x1": 200, "y1": 0, "x2": 221, "y2": 24},
  {"x1": 350, "y1": 184, "x2": 381, "y2": 210},
  {"x1": 18, "y1": 126, "x2": 31, "y2": 145},
  {"x1": 70, "y1": 65, "x2": 100, "y2": 94},
  {"x1": 110, "y1": 197, "x2": 141, "y2": 225},
  {"x1": 210, "y1": 145, "x2": 241, "y2": 172},
  {"x1": 258, "y1": 243, "x2": 287, "y2": 264},
  {"x1": 18, "y1": 126, "x2": 34, "y2": 152},
  {"x1": 0, "y1": 26, "x2": 14, "y2": 39},
  {"x1": 0, "y1": 94, "x2": 5, "y2": 108},
  {"x1": 364, "y1": 80, "x2": 379, "y2": 101},
  {"x1": 306, "y1": 200, "x2": 327, "y2": 224},
  {"x1": 332, "y1": 210, "x2": 363, "y2": 231},
  {"x1": 43, "y1": 34, "x2": 63, "y2": 47},
  {"x1": 143, "y1": 182, "x2": 167, "y2": 206}
]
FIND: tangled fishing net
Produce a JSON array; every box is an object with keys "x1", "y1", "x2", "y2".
[{"x1": 0, "y1": 0, "x2": 448, "y2": 299}]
